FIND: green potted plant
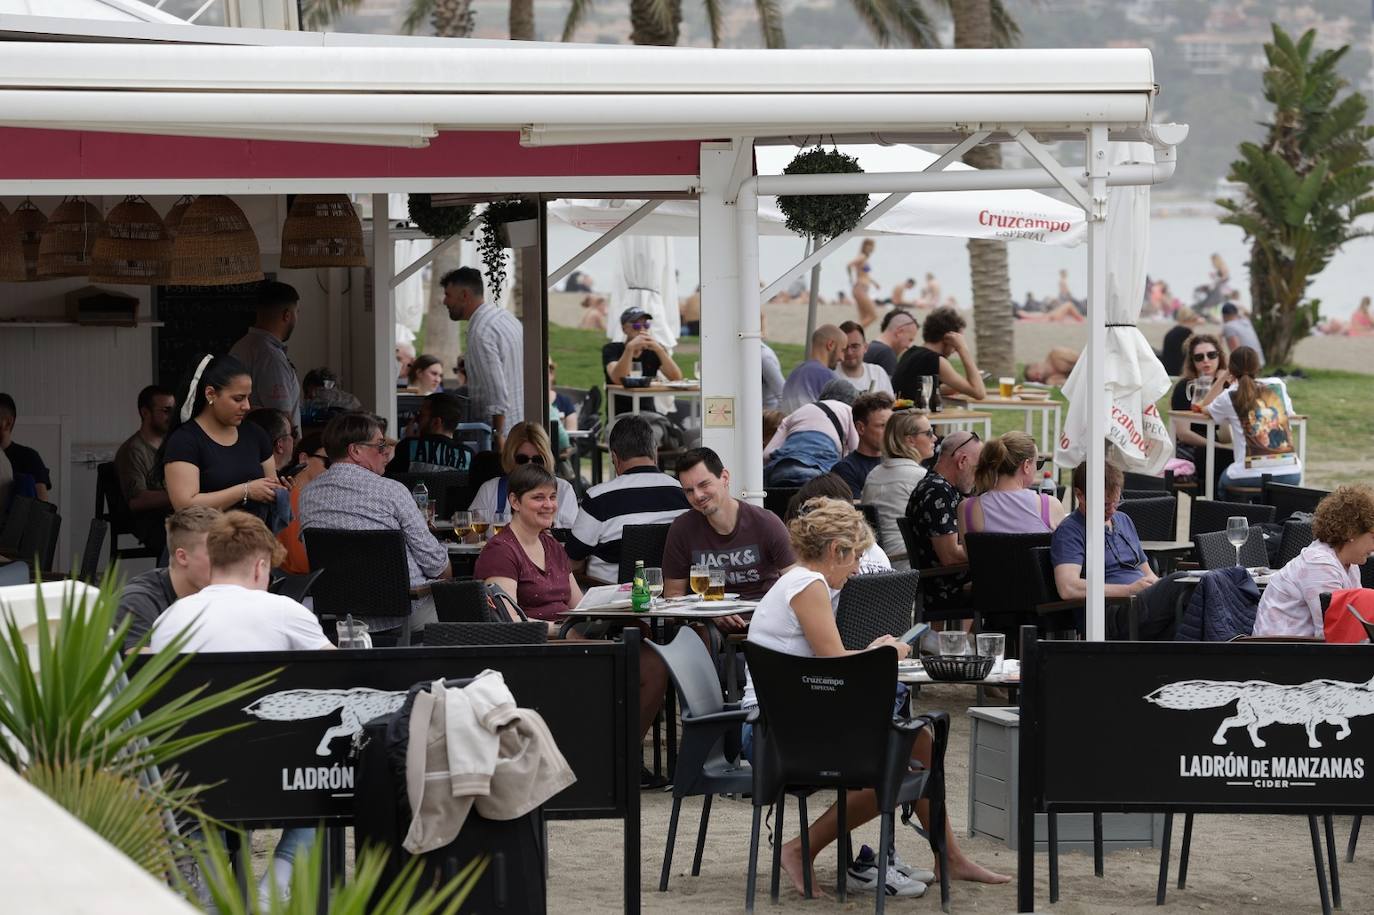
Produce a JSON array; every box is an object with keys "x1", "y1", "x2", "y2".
[
  {"x1": 775, "y1": 147, "x2": 868, "y2": 242},
  {"x1": 406, "y1": 194, "x2": 474, "y2": 239},
  {"x1": 477, "y1": 198, "x2": 539, "y2": 300}
]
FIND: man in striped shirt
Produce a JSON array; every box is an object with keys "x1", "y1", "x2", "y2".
[
  {"x1": 442, "y1": 267, "x2": 524, "y2": 449},
  {"x1": 567, "y1": 414, "x2": 689, "y2": 584}
]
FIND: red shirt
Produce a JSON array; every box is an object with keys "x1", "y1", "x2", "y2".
[{"x1": 474, "y1": 526, "x2": 573, "y2": 621}]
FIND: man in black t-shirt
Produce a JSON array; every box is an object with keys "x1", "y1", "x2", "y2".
[
  {"x1": 386, "y1": 392, "x2": 473, "y2": 474},
  {"x1": 832, "y1": 392, "x2": 894, "y2": 497},
  {"x1": 0, "y1": 392, "x2": 52, "y2": 501},
  {"x1": 114, "y1": 506, "x2": 220, "y2": 651},
  {"x1": 601, "y1": 307, "x2": 683, "y2": 416},
  {"x1": 890, "y1": 306, "x2": 986, "y2": 408}
]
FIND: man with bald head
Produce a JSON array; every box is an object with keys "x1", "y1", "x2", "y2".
[
  {"x1": 904, "y1": 429, "x2": 982, "y2": 609},
  {"x1": 780, "y1": 324, "x2": 846, "y2": 414}
]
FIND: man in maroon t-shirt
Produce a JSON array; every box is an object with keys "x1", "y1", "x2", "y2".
[{"x1": 662, "y1": 448, "x2": 796, "y2": 630}]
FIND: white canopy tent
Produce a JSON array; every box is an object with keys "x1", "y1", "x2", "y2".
[{"x1": 0, "y1": 27, "x2": 1187, "y2": 672}]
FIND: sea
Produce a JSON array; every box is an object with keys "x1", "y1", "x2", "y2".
[{"x1": 545, "y1": 208, "x2": 1374, "y2": 335}]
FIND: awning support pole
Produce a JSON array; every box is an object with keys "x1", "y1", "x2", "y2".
[
  {"x1": 1085, "y1": 124, "x2": 1109, "y2": 641},
  {"x1": 759, "y1": 131, "x2": 989, "y2": 302},
  {"x1": 371, "y1": 193, "x2": 398, "y2": 435},
  {"x1": 389, "y1": 216, "x2": 482, "y2": 290},
  {"x1": 545, "y1": 199, "x2": 664, "y2": 289},
  {"x1": 1013, "y1": 128, "x2": 1094, "y2": 212}
]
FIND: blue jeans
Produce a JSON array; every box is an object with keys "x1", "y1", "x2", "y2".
[
  {"x1": 274, "y1": 827, "x2": 314, "y2": 864},
  {"x1": 1219, "y1": 466, "x2": 1300, "y2": 500}
]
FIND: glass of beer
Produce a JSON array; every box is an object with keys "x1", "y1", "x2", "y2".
[
  {"x1": 689, "y1": 564, "x2": 711, "y2": 596},
  {"x1": 490, "y1": 512, "x2": 508, "y2": 537},
  {"x1": 469, "y1": 509, "x2": 490, "y2": 540},
  {"x1": 999, "y1": 376, "x2": 1015, "y2": 398},
  {"x1": 451, "y1": 511, "x2": 471, "y2": 538},
  {"x1": 704, "y1": 569, "x2": 726, "y2": 601}
]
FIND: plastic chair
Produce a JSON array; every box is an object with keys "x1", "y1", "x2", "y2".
[
  {"x1": 1116, "y1": 496, "x2": 1178, "y2": 542},
  {"x1": 1189, "y1": 499, "x2": 1275, "y2": 536},
  {"x1": 423, "y1": 621, "x2": 547, "y2": 646},
  {"x1": 743, "y1": 641, "x2": 949, "y2": 913},
  {"x1": 1192, "y1": 528, "x2": 1268, "y2": 571},
  {"x1": 645, "y1": 629, "x2": 753, "y2": 892},
  {"x1": 95, "y1": 462, "x2": 161, "y2": 563},
  {"x1": 834, "y1": 570, "x2": 920, "y2": 650},
  {"x1": 617, "y1": 523, "x2": 673, "y2": 584},
  {"x1": 431, "y1": 579, "x2": 496, "y2": 623},
  {"x1": 303, "y1": 529, "x2": 417, "y2": 644},
  {"x1": 0, "y1": 494, "x2": 34, "y2": 557},
  {"x1": 895, "y1": 515, "x2": 973, "y2": 625},
  {"x1": 1262, "y1": 480, "x2": 1329, "y2": 523},
  {"x1": 268, "y1": 568, "x2": 325, "y2": 604},
  {"x1": 16, "y1": 502, "x2": 59, "y2": 575},
  {"x1": 78, "y1": 519, "x2": 107, "y2": 582},
  {"x1": 1275, "y1": 519, "x2": 1314, "y2": 568}
]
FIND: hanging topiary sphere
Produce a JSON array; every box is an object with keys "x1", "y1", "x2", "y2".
[
  {"x1": 776, "y1": 148, "x2": 868, "y2": 241},
  {"x1": 407, "y1": 193, "x2": 474, "y2": 239}
]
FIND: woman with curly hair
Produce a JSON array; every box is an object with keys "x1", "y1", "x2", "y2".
[{"x1": 1252, "y1": 485, "x2": 1374, "y2": 638}]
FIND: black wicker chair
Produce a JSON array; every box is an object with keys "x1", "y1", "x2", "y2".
[
  {"x1": 15, "y1": 501, "x2": 59, "y2": 575},
  {"x1": 1362, "y1": 560, "x2": 1374, "y2": 590},
  {"x1": 95, "y1": 462, "x2": 161, "y2": 563},
  {"x1": 1275, "y1": 519, "x2": 1314, "y2": 568},
  {"x1": 1116, "y1": 496, "x2": 1178, "y2": 543},
  {"x1": 834, "y1": 570, "x2": 920, "y2": 650},
  {"x1": 762, "y1": 487, "x2": 799, "y2": 522},
  {"x1": 617, "y1": 523, "x2": 673, "y2": 584},
  {"x1": 1263, "y1": 481, "x2": 1329, "y2": 523},
  {"x1": 1122, "y1": 488, "x2": 1167, "y2": 503},
  {"x1": 964, "y1": 532, "x2": 1072, "y2": 638},
  {"x1": 77, "y1": 518, "x2": 107, "y2": 582},
  {"x1": 431, "y1": 579, "x2": 496, "y2": 622},
  {"x1": 423, "y1": 621, "x2": 548, "y2": 646},
  {"x1": 895, "y1": 515, "x2": 973, "y2": 625},
  {"x1": 303, "y1": 529, "x2": 418, "y2": 644},
  {"x1": 646, "y1": 629, "x2": 753, "y2": 892},
  {"x1": 386, "y1": 469, "x2": 471, "y2": 519},
  {"x1": 0, "y1": 494, "x2": 34, "y2": 556},
  {"x1": 1193, "y1": 528, "x2": 1268, "y2": 571},
  {"x1": 1123, "y1": 471, "x2": 1168, "y2": 491},
  {"x1": 268, "y1": 568, "x2": 325, "y2": 604},
  {"x1": 1189, "y1": 499, "x2": 1275, "y2": 537}
]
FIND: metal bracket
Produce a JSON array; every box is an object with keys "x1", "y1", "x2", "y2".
[
  {"x1": 545, "y1": 199, "x2": 665, "y2": 289},
  {"x1": 1012, "y1": 127, "x2": 1093, "y2": 213}
]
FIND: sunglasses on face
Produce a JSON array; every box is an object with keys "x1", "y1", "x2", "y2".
[
  {"x1": 911, "y1": 428, "x2": 936, "y2": 439},
  {"x1": 1192, "y1": 351, "x2": 1220, "y2": 362},
  {"x1": 514, "y1": 453, "x2": 546, "y2": 466},
  {"x1": 630, "y1": 321, "x2": 651, "y2": 330}
]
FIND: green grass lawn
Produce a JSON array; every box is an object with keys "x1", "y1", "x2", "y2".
[{"x1": 548, "y1": 324, "x2": 1372, "y2": 489}]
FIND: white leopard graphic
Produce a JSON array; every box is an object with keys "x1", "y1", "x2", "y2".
[
  {"x1": 243, "y1": 688, "x2": 406, "y2": 756},
  {"x1": 1145, "y1": 676, "x2": 1374, "y2": 749}
]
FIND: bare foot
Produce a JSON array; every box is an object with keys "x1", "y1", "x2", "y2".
[
  {"x1": 939, "y1": 855, "x2": 1013, "y2": 885},
  {"x1": 778, "y1": 842, "x2": 831, "y2": 899}
]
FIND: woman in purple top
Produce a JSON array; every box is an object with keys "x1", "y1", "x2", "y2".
[
  {"x1": 957, "y1": 432, "x2": 1066, "y2": 536},
  {"x1": 474, "y1": 462, "x2": 580, "y2": 634}
]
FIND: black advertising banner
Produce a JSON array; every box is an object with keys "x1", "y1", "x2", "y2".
[
  {"x1": 137, "y1": 642, "x2": 635, "y2": 827},
  {"x1": 1032, "y1": 640, "x2": 1374, "y2": 811}
]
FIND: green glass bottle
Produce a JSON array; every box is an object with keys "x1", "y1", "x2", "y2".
[{"x1": 631, "y1": 560, "x2": 650, "y2": 613}]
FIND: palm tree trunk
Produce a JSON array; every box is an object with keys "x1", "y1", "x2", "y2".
[
  {"x1": 952, "y1": 0, "x2": 1014, "y2": 378},
  {"x1": 630, "y1": 0, "x2": 682, "y2": 45},
  {"x1": 509, "y1": 0, "x2": 534, "y2": 40},
  {"x1": 431, "y1": 0, "x2": 475, "y2": 38},
  {"x1": 423, "y1": 243, "x2": 465, "y2": 378}
]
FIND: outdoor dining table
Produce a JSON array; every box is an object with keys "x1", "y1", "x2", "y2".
[
  {"x1": 948, "y1": 393, "x2": 1062, "y2": 458},
  {"x1": 926, "y1": 408, "x2": 993, "y2": 442},
  {"x1": 1191, "y1": 412, "x2": 1308, "y2": 500},
  {"x1": 1141, "y1": 539, "x2": 1194, "y2": 573},
  {"x1": 606, "y1": 381, "x2": 702, "y2": 425}
]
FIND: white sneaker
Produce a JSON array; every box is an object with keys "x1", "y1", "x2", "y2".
[
  {"x1": 847, "y1": 855, "x2": 927, "y2": 898},
  {"x1": 890, "y1": 850, "x2": 936, "y2": 886}
]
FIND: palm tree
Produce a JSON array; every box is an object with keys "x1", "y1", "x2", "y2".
[
  {"x1": 950, "y1": 0, "x2": 1019, "y2": 380},
  {"x1": 298, "y1": 0, "x2": 475, "y2": 38}
]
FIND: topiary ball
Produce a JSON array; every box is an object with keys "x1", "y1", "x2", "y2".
[
  {"x1": 407, "y1": 193, "x2": 474, "y2": 239},
  {"x1": 776, "y1": 148, "x2": 868, "y2": 241}
]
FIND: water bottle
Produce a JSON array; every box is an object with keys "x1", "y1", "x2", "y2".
[
  {"x1": 1038, "y1": 470, "x2": 1057, "y2": 496},
  {"x1": 412, "y1": 481, "x2": 430, "y2": 520},
  {"x1": 631, "y1": 560, "x2": 651, "y2": 613}
]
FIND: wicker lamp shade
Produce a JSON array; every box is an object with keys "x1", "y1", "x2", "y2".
[
  {"x1": 0, "y1": 204, "x2": 25, "y2": 282},
  {"x1": 164, "y1": 195, "x2": 194, "y2": 234},
  {"x1": 37, "y1": 197, "x2": 104, "y2": 278},
  {"x1": 91, "y1": 197, "x2": 172, "y2": 284},
  {"x1": 11, "y1": 199, "x2": 46, "y2": 282},
  {"x1": 168, "y1": 195, "x2": 263, "y2": 286},
  {"x1": 279, "y1": 194, "x2": 366, "y2": 268}
]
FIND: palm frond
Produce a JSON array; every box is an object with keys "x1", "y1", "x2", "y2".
[
  {"x1": 562, "y1": 0, "x2": 597, "y2": 42},
  {"x1": 297, "y1": 0, "x2": 363, "y2": 31},
  {"x1": 752, "y1": 0, "x2": 786, "y2": 49},
  {"x1": 703, "y1": 0, "x2": 725, "y2": 47},
  {"x1": 401, "y1": 0, "x2": 437, "y2": 35},
  {"x1": 989, "y1": 0, "x2": 1021, "y2": 48}
]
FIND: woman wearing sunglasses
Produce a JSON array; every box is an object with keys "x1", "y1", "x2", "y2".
[
  {"x1": 1169, "y1": 333, "x2": 1233, "y2": 487},
  {"x1": 467, "y1": 421, "x2": 579, "y2": 529}
]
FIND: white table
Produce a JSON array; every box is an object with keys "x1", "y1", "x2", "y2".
[
  {"x1": 927, "y1": 408, "x2": 993, "y2": 442},
  {"x1": 950, "y1": 394, "x2": 1063, "y2": 459},
  {"x1": 606, "y1": 382, "x2": 702, "y2": 425},
  {"x1": 1190, "y1": 413, "x2": 1308, "y2": 500}
]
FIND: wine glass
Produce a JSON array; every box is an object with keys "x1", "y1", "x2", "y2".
[
  {"x1": 490, "y1": 512, "x2": 509, "y2": 537},
  {"x1": 470, "y1": 509, "x2": 490, "y2": 540},
  {"x1": 1226, "y1": 516, "x2": 1249, "y2": 567},
  {"x1": 643, "y1": 567, "x2": 664, "y2": 609},
  {"x1": 452, "y1": 510, "x2": 472, "y2": 539}
]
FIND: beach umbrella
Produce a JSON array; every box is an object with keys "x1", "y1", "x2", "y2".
[
  {"x1": 608, "y1": 234, "x2": 679, "y2": 351},
  {"x1": 1055, "y1": 143, "x2": 1173, "y2": 474}
]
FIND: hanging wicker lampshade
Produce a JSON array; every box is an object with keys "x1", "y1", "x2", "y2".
[
  {"x1": 37, "y1": 196, "x2": 104, "y2": 278},
  {"x1": 90, "y1": 197, "x2": 172, "y2": 284},
  {"x1": 168, "y1": 195, "x2": 263, "y2": 286},
  {"x1": 163, "y1": 195, "x2": 194, "y2": 235},
  {"x1": 0, "y1": 204, "x2": 25, "y2": 283},
  {"x1": 11, "y1": 199, "x2": 47, "y2": 282},
  {"x1": 279, "y1": 194, "x2": 366, "y2": 268}
]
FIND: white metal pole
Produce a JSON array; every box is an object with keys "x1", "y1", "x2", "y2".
[
  {"x1": 736, "y1": 170, "x2": 765, "y2": 505},
  {"x1": 371, "y1": 193, "x2": 398, "y2": 435},
  {"x1": 698, "y1": 141, "x2": 747, "y2": 483},
  {"x1": 1085, "y1": 124, "x2": 1109, "y2": 641}
]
